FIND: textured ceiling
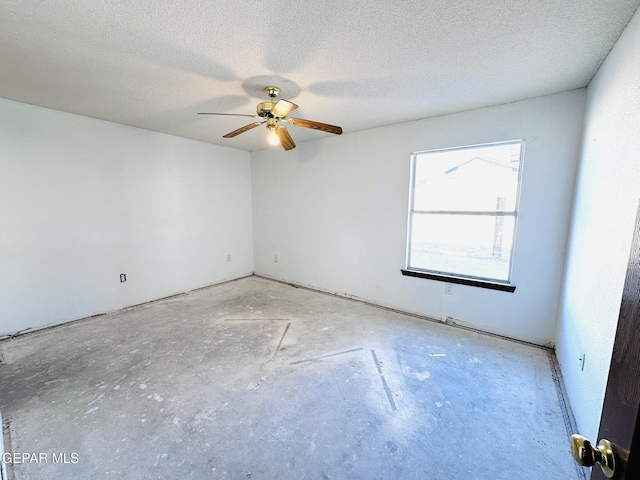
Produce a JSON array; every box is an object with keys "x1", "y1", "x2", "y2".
[{"x1": 1, "y1": 0, "x2": 639, "y2": 152}]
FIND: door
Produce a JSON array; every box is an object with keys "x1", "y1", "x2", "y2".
[{"x1": 574, "y1": 200, "x2": 640, "y2": 479}]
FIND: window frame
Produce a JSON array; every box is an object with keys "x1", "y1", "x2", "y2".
[{"x1": 403, "y1": 140, "x2": 525, "y2": 291}]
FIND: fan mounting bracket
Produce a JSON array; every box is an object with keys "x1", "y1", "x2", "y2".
[{"x1": 265, "y1": 86, "x2": 281, "y2": 99}]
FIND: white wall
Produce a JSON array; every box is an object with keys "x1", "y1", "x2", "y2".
[
  {"x1": 0, "y1": 99, "x2": 253, "y2": 335},
  {"x1": 252, "y1": 90, "x2": 585, "y2": 346},
  {"x1": 556, "y1": 9, "x2": 640, "y2": 441}
]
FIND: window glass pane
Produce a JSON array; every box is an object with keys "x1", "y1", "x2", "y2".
[
  {"x1": 409, "y1": 213, "x2": 515, "y2": 281},
  {"x1": 413, "y1": 142, "x2": 521, "y2": 212}
]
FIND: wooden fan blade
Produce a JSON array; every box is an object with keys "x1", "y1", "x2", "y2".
[
  {"x1": 198, "y1": 112, "x2": 259, "y2": 118},
  {"x1": 271, "y1": 99, "x2": 298, "y2": 118},
  {"x1": 288, "y1": 118, "x2": 342, "y2": 135},
  {"x1": 275, "y1": 125, "x2": 296, "y2": 151},
  {"x1": 223, "y1": 121, "x2": 265, "y2": 138}
]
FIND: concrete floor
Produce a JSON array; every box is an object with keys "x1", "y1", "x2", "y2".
[{"x1": 0, "y1": 276, "x2": 583, "y2": 479}]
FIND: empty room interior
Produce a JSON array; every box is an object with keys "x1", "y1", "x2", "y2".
[{"x1": 2, "y1": 1, "x2": 640, "y2": 479}]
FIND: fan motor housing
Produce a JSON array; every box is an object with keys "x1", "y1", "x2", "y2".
[{"x1": 256, "y1": 101, "x2": 277, "y2": 118}]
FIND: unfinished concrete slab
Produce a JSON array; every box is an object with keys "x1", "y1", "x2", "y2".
[{"x1": 0, "y1": 276, "x2": 581, "y2": 479}]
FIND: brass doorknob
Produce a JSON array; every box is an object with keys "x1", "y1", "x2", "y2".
[{"x1": 570, "y1": 434, "x2": 616, "y2": 478}]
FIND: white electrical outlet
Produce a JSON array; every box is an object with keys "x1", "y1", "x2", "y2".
[
  {"x1": 227, "y1": 254, "x2": 231, "y2": 262},
  {"x1": 445, "y1": 283, "x2": 453, "y2": 295},
  {"x1": 274, "y1": 255, "x2": 278, "y2": 263}
]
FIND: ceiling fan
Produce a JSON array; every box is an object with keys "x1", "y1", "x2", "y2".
[{"x1": 198, "y1": 86, "x2": 342, "y2": 151}]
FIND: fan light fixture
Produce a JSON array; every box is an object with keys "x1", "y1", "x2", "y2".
[{"x1": 267, "y1": 125, "x2": 279, "y2": 146}]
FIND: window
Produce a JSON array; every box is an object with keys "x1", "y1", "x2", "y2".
[{"x1": 404, "y1": 140, "x2": 523, "y2": 289}]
